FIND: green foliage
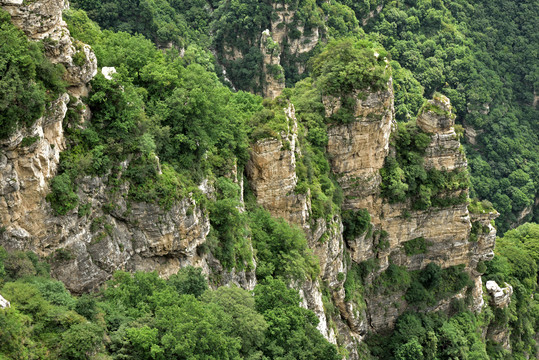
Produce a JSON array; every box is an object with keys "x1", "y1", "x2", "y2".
[
  {"x1": 468, "y1": 198, "x2": 496, "y2": 214},
  {"x1": 361, "y1": 0, "x2": 539, "y2": 233},
  {"x1": 20, "y1": 136, "x2": 40, "y2": 147},
  {"x1": 344, "y1": 259, "x2": 377, "y2": 302},
  {"x1": 254, "y1": 277, "x2": 341, "y2": 360},
  {"x1": 310, "y1": 38, "x2": 390, "y2": 124},
  {"x1": 392, "y1": 61, "x2": 425, "y2": 122},
  {"x1": 404, "y1": 264, "x2": 472, "y2": 309},
  {"x1": 60, "y1": 322, "x2": 104, "y2": 360},
  {"x1": 249, "y1": 207, "x2": 319, "y2": 281},
  {"x1": 248, "y1": 96, "x2": 289, "y2": 142},
  {"x1": 0, "y1": 243, "x2": 339, "y2": 360},
  {"x1": 71, "y1": 0, "x2": 209, "y2": 48},
  {"x1": 207, "y1": 177, "x2": 252, "y2": 271},
  {"x1": 168, "y1": 266, "x2": 208, "y2": 298},
  {"x1": 46, "y1": 173, "x2": 79, "y2": 215},
  {"x1": 342, "y1": 209, "x2": 371, "y2": 241},
  {"x1": 481, "y1": 223, "x2": 539, "y2": 357},
  {"x1": 403, "y1": 237, "x2": 429, "y2": 256},
  {"x1": 368, "y1": 311, "x2": 491, "y2": 359},
  {"x1": 381, "y1": 121, "x2": 469, "y2": 208},
  {"x1": 373, "y1": 263, "x2": 411, "y2": 293},
  {"x1": 55, "y1": 11, "x2": 263, "y2": 220},
  {"x1": 201, "y1": 286, "x2": 267, "y2": 359},
  {"x1": 311, "y1": 38, "x2": 389, "y2": 97},
  {"x1": 0, "y1": 9, "x2": 66, "y2": 139}
]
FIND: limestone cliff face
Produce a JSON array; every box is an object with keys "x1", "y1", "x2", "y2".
[
  {"x1": 1, "y1": 0, "x2": 97, "y2": 92},
  {"x1": 1, "y1": 94, "x2": 69, "y2": 245},
  {"x1": 0, "y1": 0, "x2": 256, "y2": 294},
  {"x1": 1, "y1": 1, "x2": 499, "y2": 357},
  {"x1": 323, "y1": 92, "x2": 497, "y2": 342},
  {"x1": 219, "y1": 1, "x2": 321, "y2": 98},
  {"x1": 260, "y1": 1, "x2": 321, "y2": 98},
  {"x1": 245, "y1": 85, "x2": 496, "y2": 356},
  {"x1": 326, "y1": 84, "x2": 395, "y2": 213},
  {"x1": 260, "y1": 29, "x2": 285, "y2": 99},
  {"x1": 418, "y1": 97, "x2": 466, "y2": 171},
  {"x1": 0, "y1": 0, "x2": 96, "y2": 249},
  {"x1": 246, "y1": 104, "x2": 336, "y2": 342},
  {"x1": 269, "y1": 1, "x2": 319, "y2": 76},
  {"x1": 246, "y1": 104, "x2": 310, "y2": 227}
]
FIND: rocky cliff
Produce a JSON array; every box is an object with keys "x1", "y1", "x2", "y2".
[
  {"x1": 0, "y1": 0, "x2": 499, "y2": 358},
  {"x1": 0, "y1": 0, "x2": 257, "y2": 294},
  {"x1": 217, "y1": 0, "x2": 321, "y2": 98}
]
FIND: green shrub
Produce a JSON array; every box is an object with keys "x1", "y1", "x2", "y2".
[
  {"x1": 20, "y1": 136, "x2": 40, "y2": 147},
  {"x1": 342, "y1": 209, "x2": 372, "y2": 240},
  {"x1": 46, "y1": 173, "x2": 78, "y2": 215},
  {"x1": 0, "y1": 9, "x2": 66, "y2": 139},
  {"x1": 381, "y1": 121, "x2": 469, "y2": 209},
  {"x1": 403, "y1": 237, "x2": 429, "y2": 256}
]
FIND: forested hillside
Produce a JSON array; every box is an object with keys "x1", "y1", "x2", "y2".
[
  {"x1": 68, "y1": 0, "x2": 539, "y2": 233},
  {"x1": 0, "y1": 0, "x2": 538, "y2": 359}
]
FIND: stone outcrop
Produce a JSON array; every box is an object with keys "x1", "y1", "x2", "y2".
[
  {"x1": 1, "y1": 0, "x2": 96, "y2": 248},
  {"x1": 0, "y1": 294, "x2": 10, "y2": 309},
  {"x1": 0, "y1": 93, "x2": 70, "y2": 249},
  {"x1": 218, "y1": 1, "x2": 321, "y2": 98},
  {"x1": 246, "y1": 103, "x2": 310, "y2": 227},
  {"x1": 270, "y1": 2, "x2": 319, "y2": 75},
  {"x1": 1, "y1": 0, "x2": 97, "y2": 93},
  {"x1": 0, "y1": 0, "x2": 257, "y2": 294},
  {"x1": 326, "y1": 83, "x2": 395, "y2": 213},
  {"x1": 326, "y1": 90, "x2": 497, "y2": 337},
  {"x1": 260, "y1": 29, "x2": 285, "y2": 99},
  {"x1": 486, "y1": 281, "x2": 513, "y2": 308},
  {"x1": 418, "y1": 96, "x2": 466, "y2": 171},
  {"x1": 246, "y1": 104, "x2": 338, "y2": 342},
  {"x1": 0, "y1": 2, "x2": 502, "y2": 357}
]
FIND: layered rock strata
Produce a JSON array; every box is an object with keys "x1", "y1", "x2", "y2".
[
  {"x1": 246, "y1": 103, "x2": 310, "y2": 227},
  {"x1": 0, "y1": 2, "x2": 500, "y2": 357},
  {"x1": 0, "y1": 0, "x2": 97, "y2": 92},
  {"x1": 326, "y1": 91, "x2": 497, "y2": 335},
  {"x1": 260, "y1": 29, "x2": 285, "y2": 99},
  {"x1": 1, "y1": 0, "x2": 96, "y2": 252},
  {"x1": 0, "y1": 0, "x2": 258, "y2": 294},
  {"x1": 326, "y1": 84, "x2": 395, "y2": 213},
  {"x1": 246, "y1": 104, "x2": 336, "y2": 342},
  {"x1": 418, "y1": 96, "x2": 466, "y2": 171}
]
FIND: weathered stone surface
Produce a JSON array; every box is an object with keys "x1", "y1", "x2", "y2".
[
  {"x1": 1, "y1": 0, "x2": 97, "y2": 89},
  {"x1": 270, "y1": 2, "x2": 319, "y2": 75},
  {"x1": 419, "y1": 96, "x2": 466, "y2": 171},
  {"x1": 326, "y1": 83, "x2": 395, "y2": 212},
  {"x1": 246, "y1": 104, "x2": 310, "y2": 227},
  {"x1": 417, "y1": 95, "x2": 454, "y2": 133},
  {"x1": 423, "y1": 132, "x2": 467, "y2": 171},
  {"x1": 326, "y1": 94, "x2": 498, "y2": 337},
  {"x1": 260, "y1": 29, "x2": 285, "y2": 99},
  {"x1": 0, "y1": 93, "x2": 69, "y2": 246},
  {"x1": 486, "y1": 281, "x2": 513, "y2": 308},
  {"x1": 0, "y1": 294, "x2": 10, "y2": 309}
]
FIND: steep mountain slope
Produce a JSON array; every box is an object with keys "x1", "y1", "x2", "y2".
[{"x1": 0, "y1": 0, "x2": 537, "y2": 359}]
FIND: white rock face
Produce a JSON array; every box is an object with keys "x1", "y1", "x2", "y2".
[
  {"x1": 102, "y1": 67, "x2": 117, "y2": 80},
  {"x1": 486, "y1": 280, "x2": 513, "y2": 308},
  {"x1": 1, "y1": 0, "x2": 98, "y2": 90},
  {"x1": 0, "y1": 294, "x2": 10, "y2": 309}
]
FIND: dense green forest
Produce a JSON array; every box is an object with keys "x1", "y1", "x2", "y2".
[
  {"x1": 0, "y1": 248, "x2": 338, "y2": 359},
  {"x1": 66, "y1": 0, "x2": 539, "y2": 233},
  {"x1": 1, "y1": 223, "x2": 538, "y2": 359},
  {"x1": 1, "y1": 0, "x2": 538, "y2": 358}
]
